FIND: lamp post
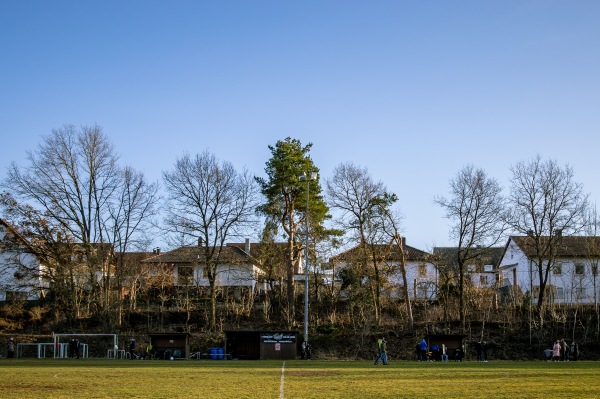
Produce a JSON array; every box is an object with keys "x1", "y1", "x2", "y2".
[{"x1": 299, "y1": 171, "x2": 317, "y2": 345}]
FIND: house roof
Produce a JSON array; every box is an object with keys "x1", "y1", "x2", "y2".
[
  {"x1": 330, "y1": 242, "x2": 430, "y2": 263},
  {"x1": 115, "y1": 252, "x2": 154, "y2": 264},
  {"x1": 142, "y1": 245, "x2": 254, "y2": 265},
  {"x1": 433, "y1": 247, "x2": 504, "y2": 267},
  {"x1": 510, "y1": 236, "x2": 600, "y2": 258},
  {"x1": 226, "y1": 242, "x2": 288, "y2": 254}
]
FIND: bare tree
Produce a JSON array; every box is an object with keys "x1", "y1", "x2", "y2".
[
  {"x1": 326, "y1": 162, "x2": 407, "y2": 325},
  {"x1": 0, "y1": 193, "x2": 88, "y2": 321},
  {"x1": 2, "y1": 125, "x2": 122, "y2": 319},
  {"x1": 162, "y1": 151, "x2": 258, "y2": 330},
  {"x1": 507, "y1": 155, "x2": 588, "y2": 323},
  {"x1": 435, "y1": 165, "x2": 506, "y2": 331},
  {"x1": 107, "y1": 166, "x2": 160, "y2": 326}
]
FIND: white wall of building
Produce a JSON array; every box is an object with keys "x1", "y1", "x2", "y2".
[
  {"x1": 498, "y1": 239, "x2": 600, "y2": 305},
  {"x1": 0, "y1": 225, "x2": 43, "y2": 300}
]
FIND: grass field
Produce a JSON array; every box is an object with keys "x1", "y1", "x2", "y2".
[{"x1": 0, "y1": 359, "x2": 598, "y2": 399}]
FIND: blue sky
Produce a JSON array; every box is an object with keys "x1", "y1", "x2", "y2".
[{"x1": 1, "y1": 1, "x2": 599, "y2": 251}]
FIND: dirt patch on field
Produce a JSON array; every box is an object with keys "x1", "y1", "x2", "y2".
[{"x1": 287, "y1": 370, "x2": 338, "y2": 377}]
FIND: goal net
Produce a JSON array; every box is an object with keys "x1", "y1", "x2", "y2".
[{"x1": 52, "y1": 333, "x2": 118, "y2": 359}]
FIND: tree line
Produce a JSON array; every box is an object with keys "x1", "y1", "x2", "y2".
[{"x1": 0, "y1": 124, "x2": 596, "y2": 340}]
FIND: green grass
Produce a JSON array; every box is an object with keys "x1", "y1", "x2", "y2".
[{"x1": 0, "y1": 359, "x2": 598, "y2": 398}]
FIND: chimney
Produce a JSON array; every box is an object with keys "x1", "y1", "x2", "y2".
[
  {"x1": 198, "y1": 237, "x2": 203, "y2": 247},
  {"x1": 395, "y1": 234, "x2": 406, "y2": 247},
  {"x1": 245, "y1": 238, "x2": 251, "y2": 254}
]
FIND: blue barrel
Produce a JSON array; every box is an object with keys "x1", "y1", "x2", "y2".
[
  {"x1": 217, "y1": 347, "x2": 224, "y2": 360},
  {"x1": 210, "y1": 347, "x2": 217, "y2": 360}
]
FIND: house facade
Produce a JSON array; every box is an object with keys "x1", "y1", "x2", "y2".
[
  {"x1": 142, "y1": 240, "x2": 267, "y2": 293},
  {"x1": 497, "y1": 236, "x2": 600, "y2": 305},
  {"x1": 329, "y1": 238, "x2": 438, "y2": 300},
  {"x1": 433, "y1": 247, "x2": 503, "y2": 289},
  {"x1": 0, "y1": 218, "x2": 43, "y2": 301}
]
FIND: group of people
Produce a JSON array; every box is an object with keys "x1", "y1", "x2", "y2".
[
  {"x1": 123, "y1": 338, "x2": 158, "y2": 360},
  {"x1": 415, "y1": 339, "x2": 454, "y2": 362},
  {"x1": 549, "y1": 339, "x2": 579, "y2": 361},
  {"x1": 69, "y1": 338, "x2": 80, "y2": 359},
  {"x1": 301, "y1": 341, "x2": 312, "y2": 360},
  {"x1": 374, "y1": 337, "x2": 470, "y2": 364},
  {"x1": 474, "y1": 341, "x2": 490, "y2": 362}
]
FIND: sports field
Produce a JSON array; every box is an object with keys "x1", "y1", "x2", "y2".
[{"x1": 0, "y1": 359, "x2": 598, "y2": 399}]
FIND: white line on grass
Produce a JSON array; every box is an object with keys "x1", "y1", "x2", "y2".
[{"x1": 280, "y1": 361, "x2": 286, "y2": 399}]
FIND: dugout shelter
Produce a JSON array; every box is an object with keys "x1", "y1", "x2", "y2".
[
  {"x1": 224, "y1": 330, "x2": 298, "y2": 360},
  {"x1": 148, "y1": 333, "x2": 189, "y2": 359},
  {"x1": 425, "y1": 334, "x2": 466, "y2": 361}
]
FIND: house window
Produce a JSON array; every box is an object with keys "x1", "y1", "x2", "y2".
[
  {"x1": 467, "y1": 265, "x2": 476, "y2": 273},
  {"x1": 480, "y1": 275, "x2": 489, "y2": 285},
  {"x1": 177, "y1": 266, "x2": 194, "y2": 285},
  {"x1": 575, "y1": 288, "x2": 587, "y2": 300},
  {"x1": 418, "y1": 264, "x2": 427, "y2": 277},
  {"x1": 553, "y1": 262, "x2": 562, "y2": 275},
  {"x1": 484, "y1": 265, "x2": 493, "y2": 272},
  {"x1": 416, "y1": 283, "x2": 430, "y2": 299},
  {"x1": 575, "y1": 263, "x2": 585, "y2": 275}
]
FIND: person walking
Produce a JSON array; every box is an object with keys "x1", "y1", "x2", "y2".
[
  {"x1": 374, "y1": 337, "x2": 388, "y2": 365},
  {"x1": 7, "y1": 338, "x2": 15, "y2": 359}
]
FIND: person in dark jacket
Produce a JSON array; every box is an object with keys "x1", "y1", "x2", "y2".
[
  {"x1": 560, "y1": 339, "x2": 569, "y2": 361},
  {"x1": 69, "y1": 338, "x2": 78, "y2": 358},
  {"x1": 129, "y1": 338, "x2": 136, "y2": 359},
  {"x1": 431, "y1": 344, "x2": 440, "y2": 361},
  {"x1": 571, "y1": 342, "x2": 579, "y2": 361},
  {"x1": 7, "y1": 338, "x2": 15, "y2": 359},
  {"x1": 301, "y1": 341, "x2": 312, "y2": 360},
  {"x1": 475, "y1": 341, "x2": 483, "y2": 361},
  {"x1": 482, "y1": 341, "x2": 489, "y2": 362}
]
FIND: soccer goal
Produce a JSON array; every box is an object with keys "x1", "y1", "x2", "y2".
[{"x1": 52, "y1": 333, "x2": 118, "y2": 359}]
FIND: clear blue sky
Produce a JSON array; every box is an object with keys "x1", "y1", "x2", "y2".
[{"x1": 1, "y1": 1, "x2": 599, "y2": 251}]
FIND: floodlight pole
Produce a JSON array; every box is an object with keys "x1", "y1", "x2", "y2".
[{"x1": 299, "y1": 171, "x2": 317, "y2": 345}]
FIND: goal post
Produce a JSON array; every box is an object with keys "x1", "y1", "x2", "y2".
[{"x1": 52, "y1": 333, "x2": 118, "y2": 359}]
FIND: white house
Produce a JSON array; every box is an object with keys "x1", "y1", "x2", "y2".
[
  {"x1": 497, "y1": 236, "x2": 600, "y2": 305},
  {"x1": 142, "y1": 240, "x2": 268, "y2": 294},
  {"x1": 433, "y1": 247, "x2": 503, "y2": 289},
  {"x1": 329, "y1": 238, "x2": 438, "y2": 300},
  {"x1": 0, "y1": 218, "x2": 44, "y2": 301}
]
